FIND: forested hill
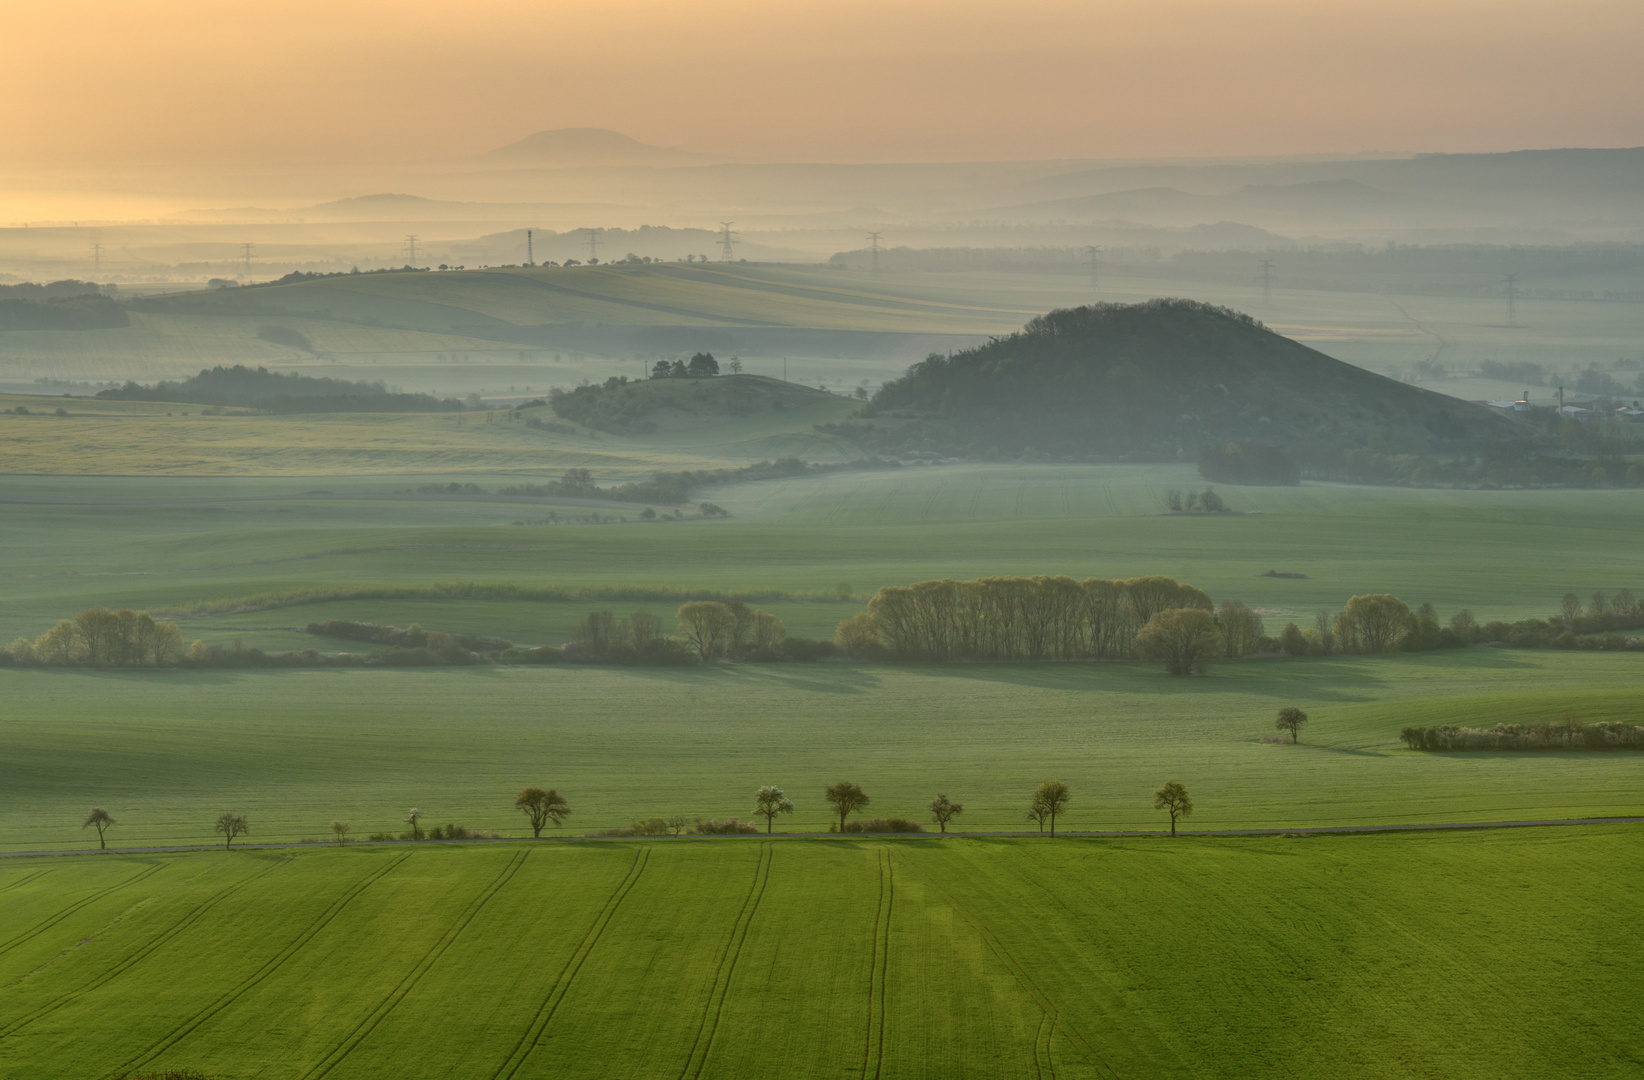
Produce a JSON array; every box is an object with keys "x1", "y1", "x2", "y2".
[
  {"x1": 96, "y1": 365, "x2": 462, "y2": 413},
  {"x1": 863, "y1": 300, "x2": 1519, "y2": 462}
]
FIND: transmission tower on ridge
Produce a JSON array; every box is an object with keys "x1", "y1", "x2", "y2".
[
  {"x1": 1258, "y1": 259, "x2": 1275, "y2": 305},
  {"x1": 867, "y1": 231, "x2": 883, "y2": 273},
  {"x1": 1083, "y1": 245, "x2": 1101, "y2": 291},
  {"x1": 91, "y1": 243, "x2": 103, "y2": 274},
  {"x1": 584, "y1": 227, "x2": 604, "y2": 262},
  {"x1": 403, "y1": 235, "x2": 420, "y2": 267},
  {"x1": 241, "y1": 242, "x2": 256, "y2": 281},
  {"x1": 719, "y1": 222, "x2": 738, "y2": 262},
  {"x1": 526, "y1": 229, "x2": 534, "y2": 266},
  {"x1": 1503, "y1": 273, "x2": 1518, "y2": 327}
]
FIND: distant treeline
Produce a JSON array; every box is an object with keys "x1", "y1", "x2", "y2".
[
  {"x1": 490, "y1": 457, "x2": 897, "y2": 507},
  {"x1": 1198, "y1": 442, "x2": 1299, "y2": 485},
  {"x1": 1400, "y1": 720, "x2": 1644, "y2": 751},
  {"x1": 0, "y1": 293, "x2": 126, "y2": 331},
  {"x1": 95, "y1": 365, "x2": 463, "y2": 413},
  {"x1": 1310, "y1": 445, "x2": 1644, "y2": 489},
  {"x1": 306, "y1": 619, "x2": 514, "y2": 654},
  {"x1": 7, "y1": 607, "x2": 184, "y2": 666},
  {"x1": 179, "y1": 582, "x2": 857, "y2": 618}
]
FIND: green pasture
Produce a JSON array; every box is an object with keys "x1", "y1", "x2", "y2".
[
  {"x1": 0, "y1": 650, "x2": 1640, "y2": 851},
  {"x1": 0, "y1": 831, "x2": 1638, "y2": 1079}
]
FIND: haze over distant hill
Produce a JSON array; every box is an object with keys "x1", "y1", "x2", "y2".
[
  {"x1": 482, "y1": 128, "x2": 707, "y2": 167},
  {"x1": 861, "y1": 299, "x2": 1521, "y2": 463}
]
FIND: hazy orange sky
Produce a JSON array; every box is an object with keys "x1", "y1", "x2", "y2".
[{"x1": 6, "y1": 0, "x2": 1642, "y2": 167}]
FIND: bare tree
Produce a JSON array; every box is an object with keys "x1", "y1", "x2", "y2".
[
  {"x1": 82, "y1": 807, "x2": 116, "y2": 850},
  {"x1": 1027, "y1": 802, "x2": 1050, "y2": 833},
  {"x1": 331, "y1": 820, "x2": 351, "y2": 845},
  {"x1": 515, "y1": 787, "x2": 571, "y2": 838},
  {"x1": 754, "y1": 786, "x2": 795, "y2": 833},
  {"x1": 1031, "y1": 781, "x2": 1070, "y2": 836},
  {"x1": 404, "y1": 808, "x2": 423, "y2": 841},
  {"x1": 1153, "y1": 782, "x2": 1192, "y2": 837},
  {"x1": 215, "y1": 813, "x2": 250, "y2": 849},
  {"x1": 929, "y1": 794, "x2": 963, "y2": 833},
  {"x1": 1275, "y1": 706, "x2": 1308, "y2": 744},
  {"x1": 824, "y1": 781, "x2": 869, "y2": 832}
]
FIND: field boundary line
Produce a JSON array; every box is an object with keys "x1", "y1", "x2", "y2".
[
  {"x1": 0, "y1": 856, "x2": 290, "y2": 1038},
  {"x1": 678, "y1": 843, "x2": 772, "y2": 1080},
  {"x1": 861, "y1": 848, "x2": 892, "y2": 1080},
  {"x1": 0, "y1": 863, "x2": 164, "y2": 960},
  {"x1": 492, "y1": 846, "x2": 650, "y2": 1080},
  {"x1": 301, "y1": 848, "x2": 530, "y2": 1080},
  {"x1": 118, "y1": 851, "x2": 412, "y2": 1074}
]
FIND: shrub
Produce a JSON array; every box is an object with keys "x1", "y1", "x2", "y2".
[
  {"x1": 1400, "y1": 719, "x2": 1644, "y2": 751},
  {"x1": 693, "y1": 817, "x2": 759, "y2": 834},
  {"x1": 842, "y1": 818, "x2": 926, "y2": 833}
]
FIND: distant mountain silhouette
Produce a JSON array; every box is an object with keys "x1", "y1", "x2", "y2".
[{"x1": 483, "y1": 128, "x2": 703, "y2": 167}]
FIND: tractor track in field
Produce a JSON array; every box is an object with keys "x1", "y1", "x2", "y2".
[
  {"x1": 1032, "y1": 1012, "x2": 1058, "y2": 1080},
  {"x1": 0, "y1": 869, "x2": 52, "y2": 896},
  {"x1": 0, "y1": 856, "x2": 290, "y2": 1038},
  {"x1": 678, "y1": 843, "x2": 772, "y2": 1080},
  {"x1": 861, "y1": 848, "x2": 893, "y2": 1080},
  {"x1": 0, "y1": 863, "x2": 164, "y2": 962},
  {"x1": 492, "y1": 846, "x2": 650, "y2": 1080},
  {"x1": 301, "y1": 848, "x2": 530, "y2": 1080},
  {"x1": 118, "y1": 851, "x2": 411, "y2": 1074}
]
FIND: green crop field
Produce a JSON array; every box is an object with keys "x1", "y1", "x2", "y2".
[{"x1": 0, "y1": 831, "x2": 1638, "y2": 1079}]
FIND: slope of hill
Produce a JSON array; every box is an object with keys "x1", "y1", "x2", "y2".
[
  {"x1": 862, "y1": 299, "x2": 1522, "y2": 462},
  {"x1": 549, "y1": 372, "x2": 851, "y2": 435}
]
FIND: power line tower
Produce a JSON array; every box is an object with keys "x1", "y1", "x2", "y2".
[
  {"x1": 90, "y1": 243, "x2": 103, "y2": 274},
  {"x1": 867, "y1": 231, "x2": 883, "y2": 273},
  {"x1": 1082, "y1": 245, "x2": 1101, "y2": 291},
  {"x1": 241, "y1": 242, "x2": 255, "y2": 281},
  {"x1": 526, "y1": 229, "x2": 534, "y2": 266},
  {"x1": 1503, "y1": 273, "x2": 1518, "y2": 327},
  {"x1": 403, "y1": 235, "x2": 419, "y2": 267},
  {"x1": 1258, "y1": 259, "x2": 1275, "y2": 305},
  {"x1": 584, "y1": 227, "x2": 603, "y2": 263},
  {"x1": 719, "y1": 222, "x2": 738, "y2": 262}
]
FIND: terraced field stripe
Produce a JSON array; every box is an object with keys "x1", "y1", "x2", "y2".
[
  {"x1": 119, "y1": 851, "x2": 412, "y2": 1074},
  {"x1": 0, "y1": 869, "x2": 52, "y2": 897},
  {"x1": 493, "y1": 846, "x2": 650, "y2": 1080},
  {"x1": 0, "y1": 856, "x2": 291, "y2": 1037},
  {"x1": 0, "y1": 863, "x2": 164, "y2": 960},
  {"x1": 300, "y1": 848, "x2": 530, "y2": 1080},
  {"x1": 678, "y1": 843, "x2": 772, "y2": 1080},
  {"x1": 861, "y1": 848, "x2": 892, "y2": 1080}
]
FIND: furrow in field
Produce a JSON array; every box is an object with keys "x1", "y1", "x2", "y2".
[
  {"x1": 0, "y1": 869, "x2": 52, "y2": 896},
  {"x1": 1034, "y1": 1012, "x2": 1057, "y2": 1080},
  {"x1": 0, "y1": 856, "x2": 290, "y2": 1036},
  {"x1": 117, "y1": 851, "x2": 412, "y2": 1074},
  {"x1": 679, "y1": 842, "x2": 772, "y2": 1080},
  {"x1": 300, "y1": 848, "x2": 529, "y2": 1080},
  {"x1": 493, "y1": 846, "x2": 650, "y2": 1080},
  {"x1": 861, "y1": 848, "x2": 893, "y2": 1080},
  {"x1": 0, "y1": 863, "x2": 164, "y2": 960}
]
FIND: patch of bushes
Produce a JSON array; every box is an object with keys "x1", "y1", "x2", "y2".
[
  {"x1": 1399, "y1": 720, "x2": 1644, "y2": 751},
  {"x1": 693, "y1": 817, "x2": 760, "y2": 834},
  {"x1": 590, "y1": 817, "x2": 690, "y2": 837},
  {"x1": 305, "y1": 619, "x2": 512, "y2": 654},
  {"x1": 841, "y1": 818, "x2": 926, "y2": 833}
]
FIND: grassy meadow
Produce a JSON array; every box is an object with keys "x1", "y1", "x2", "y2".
[{"x1": 0, "y1": 831, "x2": 1638, "y2": 1079}]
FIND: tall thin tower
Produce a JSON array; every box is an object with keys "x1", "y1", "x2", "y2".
[
  {"x1": 1083, "y1": 245, "x2": 1101, "y2": 291},
  {"x1": 90, "y1": 243, "x2": 103, "y2": 274},
  {"x1": 1258, "y1": 259, "x2": 1275, "y2": 305},
  {"x1": 867, "y1": 231, "x2": 883, "y2": 273},
  {"x1": 526, "y1": 229, "x2": 534, "y2": 266},
  {"x1": 241, "y1": 242, "x2": 255, "y2": 281},
  {"x1": 719, "y1": 222, "x2": 738, "y2": 261},
  {"x1": 584, "y1": 227, "x2": 603, "y2": 263},
  {"x1": 1503, "y1": 273, "x2": 1518, "y2": 327},
  {"x1": 403, "y1": 236, "x2": 420, "y2": 267}
]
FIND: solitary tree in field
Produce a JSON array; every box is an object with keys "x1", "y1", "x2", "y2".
[
  {"x1": 1031, "y1": 781, "x2": 1070, "y2": 837},
  {"x1": 331, "y1": 820, "x2": 351, "y2": 845},
  {"x1": 82, "y1": 807, "x2": 116, "y2": 850},
  {"x1": 404, "y1": 808, "x2": 423, "y2": 841},
  {"x1": 929, "y1": 794, "x2": 963, "y2": 833},
  {"x1": 1136, "y1": 608, "x2": 1224, "y2": 675},
  {"x1": 825, "y1": 781, "x2": 869, "y2": 832},
  {"x1": 515, "y1": 787, "x2": 571, "y2": 838},
  {"x1": 754, "y1": 786, "x2": 795, "y2": 833},
  {"x1": 215, "y1": 813, "x2": 250, "y2": 849},
  {"x1": 1153, "y1": 782, "x2": 1192, "y2": 837},
  {"x1": 1275, "y1": 706, "x2": 1308, "y2": 744}
]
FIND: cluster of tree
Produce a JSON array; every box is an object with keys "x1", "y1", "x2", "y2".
[
  {"x1": 0, "y1": 279, "x2": 110, "y2": 300},
  {"x1": 1399, "y1": 718, "x2": 1644, "y2": 751},
  {"x1": 833, "y1": 575, "x2": 1231, "y2": 663},
  {"x1": 1197, "y1": 442, "x2": 1300, "y2": 485},
  {"x1": 0, "y1": 293, "x2": 126, "y2": 331},
  {"x1": 669, "y1": 602, "x2": 834, "y2": 662},
  {"x1": 7, "y1": 607, "x2": 185, "y2": 667},
  {"x1": 649, "y1": 352, "x2": 720, "y2": 378},
  {"x1": 1317, "y1": 445, "x2": 1644, "y2": 489},
  {"x1": 1164, "y1": 488, "x2": 1229, "y2": 512},
  {"x1": 95, "y1": 365, "x2": 463, "y2": 413},
  {"x1": 493, "y1": 458, "x2": 892, "y2": 508},
  {"x1": 1277, "y1": 589, "x2": 1644, "y2": 657}
]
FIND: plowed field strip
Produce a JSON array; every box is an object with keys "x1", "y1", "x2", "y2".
[
  {"x1": 492, "y1": 846, "x2": 650, "y2": 1080},
  {"x1": 118, "y1": 852, "x2": 411, "y2": 1073}
]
